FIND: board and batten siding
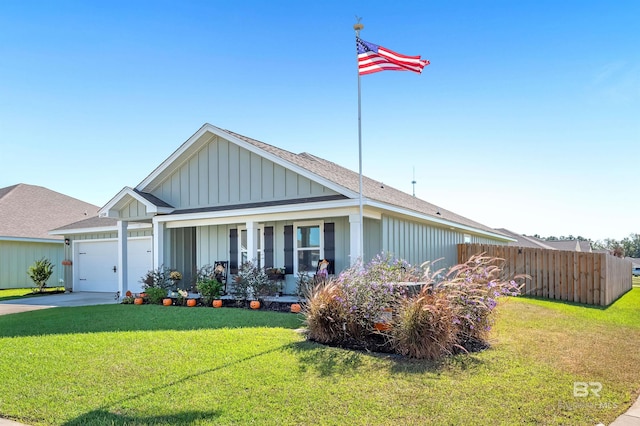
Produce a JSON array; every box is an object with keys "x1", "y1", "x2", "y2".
[
  {"x1": 149, "y1": 136, "x2": 339, "y2": 209},
  {"x1": 0, "y1": 240, "x2": 64, "y2": 289},
  {"x1": 120, "y1": 199, "x2": 148, "y2": 220},
  {"x1": 381, "y1": 215, "x2": 504, "y2": 269}
]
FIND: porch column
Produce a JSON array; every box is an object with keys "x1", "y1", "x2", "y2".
[
  {"x1": 153, "y1": 219, "x2": 165, "y2": 269},
  {"x1": 117, "y1": 220, "x2": 128, "y2": 296},
  {"x1": 349, "y1": 214, "x2": 362, "y2": 266},
  {"x1": 246, "y1": 221, "x2": 258, "y2": 264}
]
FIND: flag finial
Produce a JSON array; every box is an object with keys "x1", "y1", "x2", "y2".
[{"x1": 354, "y1": 16, "x2": 363, "y2": 35}]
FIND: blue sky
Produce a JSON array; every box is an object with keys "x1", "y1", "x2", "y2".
[{"x1": 1, "y1": 0, "x2": 638, "y2": 242}]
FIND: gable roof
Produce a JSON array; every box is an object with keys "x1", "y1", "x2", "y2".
[
  {"x1": 134, "y1": 124, "x2": 509, "y2": 240},
  {"x1": 0, "y1": 184, "x2": 99, "y2": 240}
]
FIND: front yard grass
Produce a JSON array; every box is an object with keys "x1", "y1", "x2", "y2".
[
  {"x1": 0, "y1": 287, "x2": 65, "y2": 301},
  {"x1": 0, "y1": 289, "x2": 639, "y2": 425}
]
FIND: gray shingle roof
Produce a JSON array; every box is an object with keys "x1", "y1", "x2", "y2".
[
  {"x1": 0, "y1": 184, "x2": 99, "y2": 240},
  {"x1": 51, "y1": 215, "x2": 118, "y2": 231},
  {"x1": 224, "y1": 128, "x2": 505, "y2": 237},
  {"x1": 495, "y1": 228, "x2": 557, "y2": 249}
]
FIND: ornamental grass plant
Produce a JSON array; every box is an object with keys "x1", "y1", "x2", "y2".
[{"x1": 304, "y1": 253, "x2": 527, "y2": 359}]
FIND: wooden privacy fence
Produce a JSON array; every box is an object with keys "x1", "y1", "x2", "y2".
[{"x1": 458, "y1": 244, "x2": 632, "y2": 306}]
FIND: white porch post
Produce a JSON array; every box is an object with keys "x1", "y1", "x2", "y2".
[
  {"x1": 246, "y1": 221, "x2": 257, "y2": 264},
  {"x1": 349, "y1": 213, "x2": 362, "y2": 266},
  {"x1": 153, "y1": 219, "x2": 165, "y2": 269},
  {"x1": 117, "y1": 220, "x2": 128, "y2": 296}
]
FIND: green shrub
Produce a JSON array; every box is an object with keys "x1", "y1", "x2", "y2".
[
  {"x1": 121, "y1": 296, "x2": 136, "y2": 304},
  {"x1": 27, "y1": 258, "x2": 54, "y2": 293},
  {"x1": 145, "y1": 287, "x2": 167, "y2": 305},
  {"x1": 196, "y1": 278, "x2": 223, "y2": 305},
  {"x1": 140, "y1": 266, "x2": 172, "y2": 290},
  {"x1": 231, "y1": 261, "x2": 277, "y2": 301}
]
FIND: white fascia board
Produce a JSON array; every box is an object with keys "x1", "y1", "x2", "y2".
[
  {"x1": 136, "y1": 124, "x2": 360, "y2": 200},
  {"x1": 366, "y1": 200, "x2": 516, "y2": 242},
  {"x1": 49, "y1": 223, "x2": 152, "y2": 236},
  {"x1": 98, "y1": 187, "x2": 173, "y2": 218},
  {"x1": 155, "y1": 199, "x2": 382, "y2": 229},
  {"x1": 0, "y1": 236, "x2": 63, "y2": 244}
]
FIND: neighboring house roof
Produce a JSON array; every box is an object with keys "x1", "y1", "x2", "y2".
[
  {"x1": 626, "y1": 257, "x2": 640, "y2": 267},
  {"x1": 132, "y1": 124, "x2": 507, "y2": 239},
  {"x1": 577, "y1": 241, "x2": 592, "y2": 252},
  {"x1": 543, "y1": 239, "x2": 593, "y2": 252},
  {"x1": 495, "y1": 229, "x2": 557, "y2": 249},
  {"x1": 0, "y1": 184, "x2": 99, "y2": 241},
  {"x1": 495, "y1": 229, "x2": 594, "y2": 252}
]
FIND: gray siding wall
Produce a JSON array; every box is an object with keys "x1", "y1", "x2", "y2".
[
  {"x1": 364, "y1": 217, "x2": 382, "y2": 263},
  {"x1": 0, "y1": 240, "x2": 64, "y2": 289},
  {"x1": 381, "y1": 215, "x2": 505, "y2": 269},
  {"x1": 120, "y1": 199, "x2": 148, "y2": 220},
  {"x1": 150, "y1": 136, "x2": 338, "y2": 209}
]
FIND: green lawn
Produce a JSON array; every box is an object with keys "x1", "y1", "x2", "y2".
[
  {"x1": 0, "y1": 287, "x2": 65, "y2": 301},
  {"x1": 0, "y1": 289, "x2": 639, "y2": 425}
]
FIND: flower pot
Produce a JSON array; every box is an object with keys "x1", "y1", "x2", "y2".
[
  {"x1": 374, "y1": 322, "x2": 391, "y2": 331},
  {"x1": 250, "y1": 300, "x2": 260, "y2": 310},
  {"x1": 134, "y1": 297, "x2": 144, "y2": 305},
  {"x1": 187, "y1": 299, "x2": 197, "y2": 307},
  {"x1": 290, "y1": 303, "x2": 301, "y2": 313},
  {"x1": 212, "y1": 299, "x2": 223, "y2": 308},
  {"x1": 162, "y1": 298, "x2": 172, "y2": 306}
]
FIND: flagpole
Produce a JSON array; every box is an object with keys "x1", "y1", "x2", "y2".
[{"x1": 354, "y1": 19, "x2": 364, "y2": 264}]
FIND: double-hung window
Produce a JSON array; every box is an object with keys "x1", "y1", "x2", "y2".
[{"x1": 294, "y1": 221, "x2": 323, "y2": 274}]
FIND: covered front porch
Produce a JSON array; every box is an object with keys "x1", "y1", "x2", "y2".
[{"x1": 106, "y1": 190, "x2": 383, "y2": 296}]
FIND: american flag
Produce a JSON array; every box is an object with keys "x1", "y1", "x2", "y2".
[{"x1": 356, "y1": 37, "x2": 429, "y2": 75}]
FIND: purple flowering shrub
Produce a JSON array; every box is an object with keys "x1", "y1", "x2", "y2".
[
  {"x1": 437, "y1": 254, "x2": 524, "y2": 344},
  {"x1": 305, "y1": 253, "x2": 526, "y2": 359},
  {"x1": 306, "y1": 254, "x2": 417, "y2": 347}
]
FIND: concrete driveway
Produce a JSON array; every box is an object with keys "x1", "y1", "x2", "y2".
[{"x1": 0, "y1": 292, "x2": 118, "y2": 316}]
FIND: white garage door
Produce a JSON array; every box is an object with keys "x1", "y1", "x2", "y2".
[{"x1": 75, "y1": 238, "x2": 153, "y2": 293}]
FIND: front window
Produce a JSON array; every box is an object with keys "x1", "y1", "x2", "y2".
[{"x1": 295, "y1": 222, "x2": 323, "y2": 274}]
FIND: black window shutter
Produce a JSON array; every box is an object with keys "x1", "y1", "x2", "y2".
[
  {"x1": 229, "y1": 228, "x2": 238, "y2": 274},
  {"x1": 324, "y1": 223, "x2": 335, "y2": 274},
  {"x1": 264, "y1": 226, "x2": 274, "y2": 268},
  {"x1": 284, "y1": 225, "x2": 293, "y2": 274}
]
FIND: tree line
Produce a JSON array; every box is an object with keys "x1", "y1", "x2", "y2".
[{"x1": 529, "y1": 234, "x2": 640, "y2": 258}]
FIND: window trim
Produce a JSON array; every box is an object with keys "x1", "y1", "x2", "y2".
[{"x1": 293, "y1": 220, "x2": 324, "y2": 275}]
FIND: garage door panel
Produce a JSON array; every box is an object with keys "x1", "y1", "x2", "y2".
[
  {"x1": 76, "y1": 241, "x2": 118, "y2": 292},
  {"x1": 75, "y1": 238, "x2": 153, "y2": 293}
]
